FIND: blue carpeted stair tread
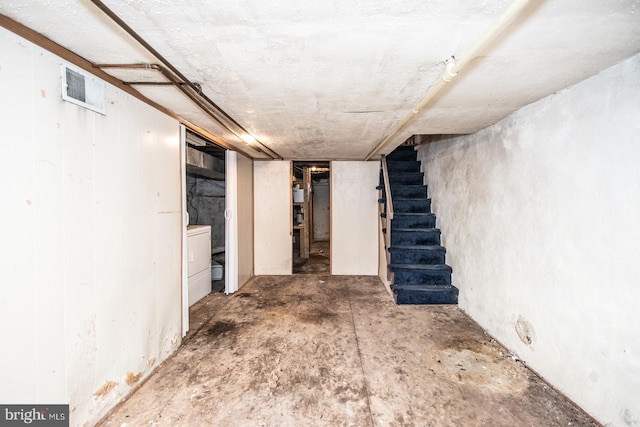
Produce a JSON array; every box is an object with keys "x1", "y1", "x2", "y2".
[
  {"x1": 391, "y1": 199, "x2": 431, "y2": 213},
  {"x1": 391, "y1": 283, "x2": 457, "y2": 292},
  {"x1": 388, "y1": 173, "x2": 424, "y2": 185},
  {"x1": 378, "y1": 196, "x2": 430, "y2": 203},
  {"x1": 392, "y1": 284, "x2": 459, "y2": 305},
  {"x1": 392, "y1": 227, "x2": 440, "y2": 232},
  {"x1": 389, "y1": 244, "x2": 445, "y2": 251},
  {"x1": 391, "y1": 230, "x2": 441, "y2": 246},
  {"x1": 389, "y1": 245, "x2": 446, "y2": 264},
  {"x1": 389, "y1": 263, "x2": 452, "y2": 272},
  {"x1": 392, "y1": 212, "x2": 434, "y2": 216},
  {"x1": 388, "y1": 172, "x2": 423, "y2": 177},
  {"x1": 386, "y1": 147, "x2": 417, "y2": 161},
  {"x1": 391, "y1": 212, "x2": 436, "y2": 228},
  {"x1": 392, "y1": 264, "x2": 452, "y2": 286},
  {"x1": 389, "y1": 185, "x2": 428, "y2": 198},
  {"x1": 386, "y1": 161, "x2": 421, "y2": 172}
]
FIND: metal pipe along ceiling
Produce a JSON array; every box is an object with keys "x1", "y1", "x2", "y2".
[
  {"x1": 93, "y1": 62, "x2": 262, "y2": 156},
  {"x1": 89, "y1": 0, "x2": 282, "y2": 160},
  {"x1": 364, "y1": 0, "x2": 534, "y2": 161}
]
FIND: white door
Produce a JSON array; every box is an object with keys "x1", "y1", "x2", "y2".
[
  {"x1": 180, "y1": 125, "x2": 189, "y2": 336},
  {"x1": 225, "y1": 151, "x2": 239, "y2": 293},
  {"x1": 253, "y1": 161, "x2": 292, "y2": 274}
]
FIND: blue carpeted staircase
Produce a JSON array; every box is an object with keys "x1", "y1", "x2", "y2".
[{"x1": 379, "y1": 145, "x2": 459, "y2": 304}]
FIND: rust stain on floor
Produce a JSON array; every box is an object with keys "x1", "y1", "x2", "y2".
[{"x1": 99, "y1": 275, "x2": 598, "y2": 426}]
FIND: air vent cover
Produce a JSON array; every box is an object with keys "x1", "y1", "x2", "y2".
[{"x1": 61, "y1": 65, "x2": 106, "y2": 114}]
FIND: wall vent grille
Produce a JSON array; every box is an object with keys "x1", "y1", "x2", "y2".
[{"x1": 61, "y1": 65, "x2": 106, "y2": 115}]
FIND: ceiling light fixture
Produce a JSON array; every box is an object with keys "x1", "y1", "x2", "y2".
[{"x1": 241, "y1": 134, "x2": 258, "y2": 145}]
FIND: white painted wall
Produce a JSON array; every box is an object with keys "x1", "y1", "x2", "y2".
[
  {"x1": 417, "y1": 53, "x2": 640, "y2": 426},
  {"x1": 0, "y1": 29, "x2": 182, "y2": 426},
  {"x1": 237, "y1": 153, "x2": 254, "y2": 287},
  {"x1": 331, "y1": 161, "x2": 379, "y2": 275},
  {"x1": 253, "y1": 160, "x2": 292, "y2": 274}
]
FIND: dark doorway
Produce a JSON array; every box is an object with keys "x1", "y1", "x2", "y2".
[
  {"x1": 292, "y1": 162, "x2": 330, "y2": 274},
  {"x1": 185, "y1": 130, "x2": 226, "y2": 292}
]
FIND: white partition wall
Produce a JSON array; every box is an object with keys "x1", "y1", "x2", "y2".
[
  {"x1": 237, "y1": 153, "x2": 255, "y2": 288},
  {"x1": 254, "y1": 160, "x2": 292, "y2": 274},
  {"x1": 331, "y1": 161, "x2": 379, "y2": 275},
  {"x1": 225, "y1": 150, "x2": 255, "y2": 293},
  {"x1": 225, "y1": 151, "x2": 239, "y2": 293},
  {"x1": 417, "y1": 53, "x2": 640, "y2": 426},
  {"x1": 0, "y1": 28, "x2": 182, "y2": 425}
]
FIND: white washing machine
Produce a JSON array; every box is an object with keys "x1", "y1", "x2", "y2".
[{"x1": 187, "y1": 225, "x2": 211, "y2": 306}]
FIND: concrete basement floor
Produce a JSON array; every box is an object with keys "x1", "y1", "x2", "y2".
[
  {"x1": 99, "y1": 275, "x2": 598, "y2": 427},
  {"x1": 294, "y1": 241, "x2": 330, "y2": 274}
]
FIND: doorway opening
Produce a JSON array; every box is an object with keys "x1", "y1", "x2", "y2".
[
  {"x1": 292, "y1": 161, "x2": 330, "y2": 274},
  {"x1": 185, "y1": 130, "x2": 226, "y2": 296}
]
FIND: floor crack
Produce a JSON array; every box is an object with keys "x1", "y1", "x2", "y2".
[{"x1": 346, "y1": 282, "x2": 375, "y2": 427}]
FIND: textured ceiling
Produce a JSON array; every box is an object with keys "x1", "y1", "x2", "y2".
[{"x1": 1, "y1": 0, "x2": 640, "y2": 160}]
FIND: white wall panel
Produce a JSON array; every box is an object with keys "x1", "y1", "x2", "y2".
[
  {"x1": 62, "y1": 84, "x2": 100, "y2": 415},
  {"x1": 331, "y1": 161, "x2": 379, "y2": 275},
  {"x1": 0, "y1": 28, "x2": 182, "y2": 425},
  {"x1": 254, "y1": 160, "x2": 291, "y2": 274},
  {"x1": 33, "y1": 63, "x2": 67, "y2": 399},
  {"x1": 0, "y1": 28, "x2": 39, "y2": 402},
  {"x1": 417, "y1": 53, "x2": 640, "y2": 426},
  {"x1": 237, "y1": 153, "x2": 254, "y2": 287},
  {"x1": 93, "y1": 78, "x2": 125, "y2": 391}
]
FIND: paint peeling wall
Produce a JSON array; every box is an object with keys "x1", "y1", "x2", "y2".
[
  {"x1": 331, "y1": 161, "x2": 379, "y2": 275},
  {"x1": 0, "y1": 29, "x2": 182, "y2": 426},
  {"x1": 417, "y1": 53, "x2": 640, "y2": 426}
]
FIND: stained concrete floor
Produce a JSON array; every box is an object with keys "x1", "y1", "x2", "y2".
[
  {"x1": 99, "y1": 275, "x2": 597, "y2": 427},
  {"x1": 293, "y1": 241, "x2": 330, "y2": 274}
]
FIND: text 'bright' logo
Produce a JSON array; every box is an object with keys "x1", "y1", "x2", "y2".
[
  {"x1": 1, "y1": 404, "x2": 68, "y2": 425},
  {"x1": 4, "y1": 408, "x2": 46, "y2": 423}
]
